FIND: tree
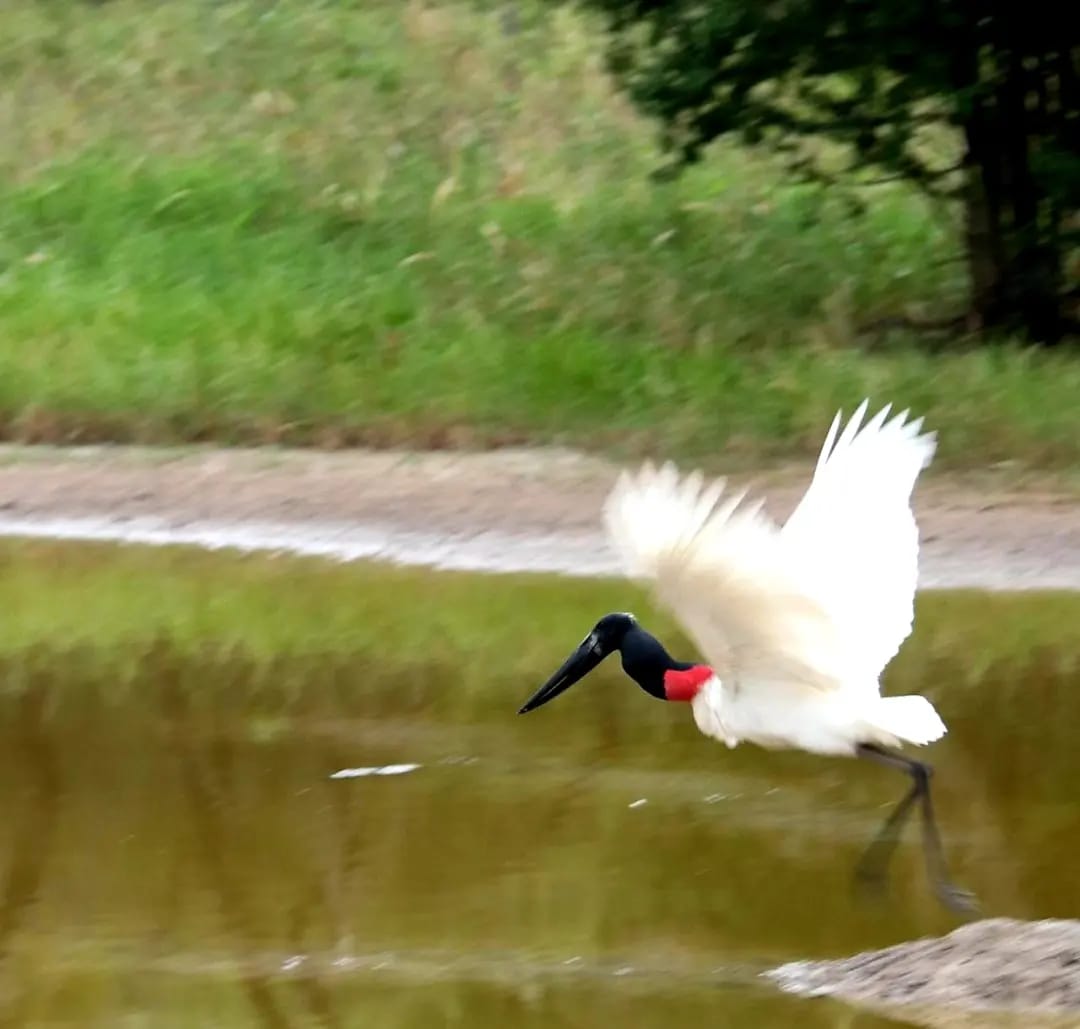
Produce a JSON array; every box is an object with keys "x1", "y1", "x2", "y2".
[{"x1": 573, "y1": 0, "x2": 1080, "y2": 343}]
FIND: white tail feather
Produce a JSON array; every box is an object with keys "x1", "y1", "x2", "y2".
[{"x1": 865, "y1": 695, "x2": 947, "y2": 747}]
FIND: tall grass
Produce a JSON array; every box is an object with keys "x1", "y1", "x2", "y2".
[{"x1": 0, "y1": 0, "x2": 1077, "y2": 465}]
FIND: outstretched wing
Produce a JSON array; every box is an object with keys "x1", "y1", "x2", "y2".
[
  {"x1": 603, "y1": 462, "x2": 850, "y2": 693},
  {"x1": 602, "y1": 401, "x2": 935, "y2": 696},
  {"x1": 780, "y1": 400, "x2": 936, "y2": 686}
]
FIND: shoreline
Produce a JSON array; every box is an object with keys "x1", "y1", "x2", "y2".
[{"x1": 0, "y1": 444, "x2": 1076, "y2": 588}]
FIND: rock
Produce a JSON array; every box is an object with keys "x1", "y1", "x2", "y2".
[{"x1": 765, "y1": 918, "x2": 1080, "y2": 1027}]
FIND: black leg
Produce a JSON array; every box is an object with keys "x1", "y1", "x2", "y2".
[
  {"x1": 855, "y1": 743, "x2": 978, "y2": 914},
  {"x1": 853, "y1": 778, "x2": 920, "y2": 895}
]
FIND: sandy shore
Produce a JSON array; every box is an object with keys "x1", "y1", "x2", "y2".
[{"x1": 0, "y1": 444, "x2": 1077, "y2": 587}]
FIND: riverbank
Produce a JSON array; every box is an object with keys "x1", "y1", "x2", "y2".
[{"x1": 0, "y1": 444, "x2": 1077, "y2": 589}]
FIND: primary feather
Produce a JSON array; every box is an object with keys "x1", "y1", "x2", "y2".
[
  {"x1": 602, "y1": 401, "x2": 943, "y2": 755},
  {"x1": 781, "y1": 400, "x2": 936, "y2": 686}
]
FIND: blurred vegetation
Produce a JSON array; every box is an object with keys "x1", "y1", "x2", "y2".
[
  {"x1": 0, "y1": 1, "x2": 1078, "y2": 466},
  {"x1": 578, "y1": 0, "x2": 1080, "y2": 343}
]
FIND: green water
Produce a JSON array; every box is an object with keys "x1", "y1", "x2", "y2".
[{"x1": 0, "y1": 542, "x2": 1079, "y2": 1028}]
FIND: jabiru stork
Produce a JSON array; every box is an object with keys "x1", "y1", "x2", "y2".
[{"x1": 518, "y1": 401, "x2": 976, "y2": 913}]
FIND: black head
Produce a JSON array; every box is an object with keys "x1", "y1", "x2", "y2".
[{"x1": 517, "y1": 612, "x2": 638, "y2": 714}]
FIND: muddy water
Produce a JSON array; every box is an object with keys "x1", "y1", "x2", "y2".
[{"x1": 0, "y1": 544, "x2": 1078, "y2": 1027}]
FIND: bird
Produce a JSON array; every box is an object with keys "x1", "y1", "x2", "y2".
[{"x1": 517, "y1": 400, "x2": 976, "y2": 913}]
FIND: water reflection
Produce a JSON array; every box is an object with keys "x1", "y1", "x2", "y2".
[{"x1": 0, "y1": 553, "x2": 1075, "y2": 1026}]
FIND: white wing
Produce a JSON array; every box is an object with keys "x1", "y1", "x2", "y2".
[
  {"x1": 780, "y1": 400, "x2": 936, "y2": 686},
  {"x1": 602, "y1": 401, "x2": 935, "y2": 697},
  {"x1": 603, "y1": 462, "x2": 849, "y2": 693}
]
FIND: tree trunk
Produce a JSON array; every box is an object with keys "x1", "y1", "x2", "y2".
[
  {"x1": 962, "y1": 166, "x2": 1000, "y2": 334},
  {"x1": 959, "y1": 35, "x2": 1066, "y2": 344}
]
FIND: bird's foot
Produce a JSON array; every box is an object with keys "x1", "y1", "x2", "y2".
[
  {"x1": 851, "y1": 860, "x2": 894, "y2": 907},
  {"x1": 855, "y1": 867, "x2": 980, "y2": 917},
  {"x1": 935, "y1": 881, "x2": 980, "y2": 917},
  {"x1": 852, "y1": 845, "x2": 894, "y2": 896}
]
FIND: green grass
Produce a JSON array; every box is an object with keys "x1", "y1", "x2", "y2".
[{"x1": 1, "y1": 0, "x2": 1078, "y2": 466}]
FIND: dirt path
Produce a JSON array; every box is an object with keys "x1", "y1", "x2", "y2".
[{"x1": 0, "y1": 444, "x2": 1077, "y2": 588}]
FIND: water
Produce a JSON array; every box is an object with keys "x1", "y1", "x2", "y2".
[{"x1": 0, "y1": 541, "x2": 1078, "y2": 1027}]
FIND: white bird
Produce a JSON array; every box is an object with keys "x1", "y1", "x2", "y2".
[{"x1": 518, "y1": 400, "x2": 975, "y2": 913}]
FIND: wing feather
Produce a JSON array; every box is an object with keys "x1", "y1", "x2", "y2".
[
  {"x1": 603, "y1": 462, "x2": 848, "y2": 692},
  {"x1": 602, "y1": 401, "x2": 935, "y2": 697},
  {"x1": 780, "y1": 400, "x2": 936, "y2": 685}
]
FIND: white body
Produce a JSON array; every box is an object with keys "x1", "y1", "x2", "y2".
[{"x1": 603, "y1": 400, "x2": 945, "y2": 758}]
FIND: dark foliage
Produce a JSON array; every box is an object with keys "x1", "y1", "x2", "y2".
[{"x1": 575, "y1": 0, "x2": 1080, "y2": 342}]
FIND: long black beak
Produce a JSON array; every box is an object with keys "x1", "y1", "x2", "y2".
[{"x1": 518, "y1": 635, "x2": 607, "y2": 714}]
